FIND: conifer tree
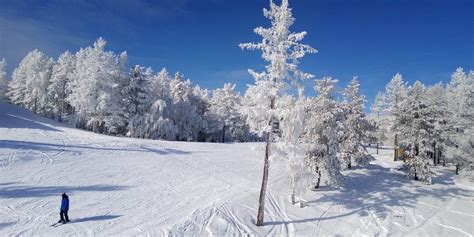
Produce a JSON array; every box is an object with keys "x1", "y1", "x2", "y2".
[
  {"x1": 385, "y1": 73, "x2": 408, "y2": 160},
  {"x1": 8, "y1": 50, "x2": 53, "y2": 115},
  {"x1": 210, "y1": 83, "x2": 245, "y2": 142},
  {"x1": 398, "y1": 81, "x2": 434, "y2": 184},
  {"x1": 339, "y1": 77, "x2": 374, "y2": 168},
  {"x1": 445, "y1": 68, "x2": 474, "y2": 175},
  {"x1": 68, "y1": 37, "x2": 126, "y2": 134},
  {"x1": 304, "y1": 78, "x2": 345, "y2": 188},
  {"x1": 239, "y1": 0, "x2": 316, "y2": 226},
  {"x1": 47, "y1": 51, "x2": 75, "y2": 122}
]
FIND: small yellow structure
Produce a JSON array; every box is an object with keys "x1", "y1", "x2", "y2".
[{"x1": 394, "y1": 147, "x2": 405, "y2": 161}]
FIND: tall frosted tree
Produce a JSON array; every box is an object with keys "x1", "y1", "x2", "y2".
[
  {"x1": 424, "y1": 82, "x2": 447, "y2": 165},
  {"x1": 210, "y1": 83, "x2": 246, "y2": 142},
  {"x1": 370, "y1": 92, "x2": 390, "y2": 152},
  {"x1": 385, "y1": 73, "x2": 408, "y2": 160},
  {"x1": 168, "y1": 72, "x2": 201, "y2": 141},
  {"x1": 47, "y1": 51, "x2": 75, "y2": 122},
  {"x1": 68, "y1": 37, "x2": 126, "y2": 134},
  {"x1": 445, "y1": 68, "x2": 473, "y2": 175},
  {"x1": 192, "y1": 85, "x2": 213, "y2": 141},
  {"x1": 398, "y1": 81, "x2": 434, "y2": 184},
  {"x1": 142, "y1": 67, "x2": 181, "y2": 140},
  {"x1": 339, "y1": 77, "x2": 374, "y2": 168},
  {"x1": 239, "y1": 0, "x2": 316, "y2": 226},
  {"x1": 278, "y1": 95, "x2": 311, "y2": 206},
  {"x1": 8, "y1": 50, "x2": 53, "y2": 115},
  {"x1": 0, "y1": 58, "x2": 7, "y2": 99},
  {"x1": 304, "y1": 78, "x2": 345, "y2": 188},
  {"x1": 124, "y1": 65, "x2": 153, "y2": 138},
  {"x1": 150, "y1": 68, "x2": 171, "y2": 102}
]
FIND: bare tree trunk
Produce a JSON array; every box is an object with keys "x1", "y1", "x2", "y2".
[
  {"x1": 222, "y1": 123, "x2": 226, "y2": 143},
  {"x1": 317, "y1": 170, "x2": 321, "y2": 188},
  {"x1": 376, "y1": 143, "x2": 379, "y2": 154},
  {"x1": 455, "y1": 164, "x2": 459, "y2": 175},
  {"x1": 436, "y1": 149, "x2": 441, "y2": 165},
  {"x1": 414, "y1": 168, "x2": 418, "y2": 181},
  {"x1": 394, "y1": 134, "x2": 398, "y2": 161},
  {"x1": 256, "y1": 131, "x2": 271, "y2": 226},
  {"x1": 290, "y1": 176, "x2": 296, "y2": 205},
  {"x1": 34, "y1": 97, "x2": 38, "y2": 114},
  {"x1": 348, "y1": 158, "x2": 352, "y2": 169},
  {"x1": 315, "y1": 168, "x2": 321, "y2": 189}
]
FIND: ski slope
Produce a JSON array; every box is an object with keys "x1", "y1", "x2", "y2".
[{"x1": 0, "y1": 101, "x2": 473, "y2": 236}]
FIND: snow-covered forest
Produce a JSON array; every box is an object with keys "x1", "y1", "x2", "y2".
[
  {"x1": 1, "y1": 0, "x2": 471, "y2": 184},
  {"x1": 369, "y1": 69, "x2": 474, "y2": 183},
  {"x1": 0, "y1": 0, "x2": 472, "y2": 234},
  {"x1": 4, "y1": 43, "x2": 251, "y2": 142}
]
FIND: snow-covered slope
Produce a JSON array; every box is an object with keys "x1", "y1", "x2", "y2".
[{"x1": 0, "y1": 101, "x2": 473, "y2": 236}]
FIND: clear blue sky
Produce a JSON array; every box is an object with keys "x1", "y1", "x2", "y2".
[{"x1": 1, "y1": 0, "x2": 473, "y2": 106}]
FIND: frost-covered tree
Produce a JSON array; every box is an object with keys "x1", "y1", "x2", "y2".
[
  {"x1": 210, "y1": 83, "x2": 247, "y2": 142},
  {"x1": 239, "y1": 0, "x2": 316, "y2": 226},
  {"x1": 142, "y1": 99, "x2": 178, "y2": 140},
  {"x1": 304, "y1": 78, "x2": 345, "y2": 188},
  {"x1": 369, "y1": 92, "x2": 390, "y2": 152},
  {"x1": 192, "y1": 85, "x2": 215, "y2": 142},
  {"x1": 385, "y1": 73, "x2": 408, "y2": 160},
  {"x1": 339, "y1": 77, "x2": 374, "y2": 169},
  {"x1": 124, "y1": 65, "x2": 153, "y2": 138},
  {"x1": 0, "y1": 58, "x2": 7, "y2": 99},
  {"x1": 168, "y1": 72, "x2": 201, "y2": 141},
  {"x1": 8, "y1": 50, "x2": 53, "y2": 115},
  {"x1": 398, "y1": 81, "x2": 434, "y2": 184},
  {"x1": 277, "y1": 95, "x2": 312, "y2": 206},
  {"x1": 150, "y1": 68, "x2": 171, "y2": 102},
  {"x1": 424, "y1": 82, "x2": 447, "y2": 165},
  {"x1": 139, "y1": 67, "x2": 183, "y2": 140},
  {"x1": 47, "y1": 51, "x2": 75, "y2": 122},
  {"x1": 68, "y1": 37, "x2": 126, "y2": 134},
  {"x1": 444, "y1": 68, "x2": 474, "y2": 175}
]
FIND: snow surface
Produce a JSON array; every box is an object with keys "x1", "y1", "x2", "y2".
[{"x1": 0, "y1": 101, "x2": 473, "y2": 236}]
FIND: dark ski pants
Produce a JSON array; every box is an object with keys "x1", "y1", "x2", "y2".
[{"x1": 60, "y1": 209, "x2": 69, "y2": 222}]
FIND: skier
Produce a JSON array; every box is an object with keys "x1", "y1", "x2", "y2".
[{"x1": 59, "y1": 193, "x2": 70, "y2": 223}]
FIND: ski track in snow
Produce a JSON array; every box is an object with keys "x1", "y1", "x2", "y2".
[{"x1": 0, "y1": 101, "x2": 473, "y2": 236}]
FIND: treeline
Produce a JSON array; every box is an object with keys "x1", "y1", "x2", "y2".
[
  {"x1": 2, "y1": 38, "x2": 251, "y2": 142},
  {"x1": 0, "y1": 34, "x2": 378, "y2": 188},
  {"x1": 370, "y1": 69, "x2": 474, "y2": 183}
]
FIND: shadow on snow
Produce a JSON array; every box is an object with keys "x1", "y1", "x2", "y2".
[
  {"x1": 0, "y1": 140, "x2": 192, "y2": 155},
  {"x1": 0, "y1": 184, "x2": 130, "y2": 199},
  {"x1": 0, "y1": 114, "x2": 60, "y2": 132},
  {"x1": 266, "y1": 162, "x2": 470, "y2": 226},
  {"x1": 0, "y1": 222, "x2": 15, "y2": 230},
  {"x1": 140, "y1": 146, "x2": 192, "y2": 155},
  {"x1": 72, "y1": 215, "x2": 121, "y2": 223}
]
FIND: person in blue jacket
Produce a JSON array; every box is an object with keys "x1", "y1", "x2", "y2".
[{"x1": 59, "y1": 193, "x2": 70, "y2": 223}]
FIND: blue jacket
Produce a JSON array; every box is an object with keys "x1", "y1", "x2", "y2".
[{"x1": 60, "y1": 197, "x2": 69, "y2": 211}]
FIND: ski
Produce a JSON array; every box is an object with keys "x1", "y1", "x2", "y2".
[{"x1": 51, "y1": 221, "x2": 69, "y2": 227}]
